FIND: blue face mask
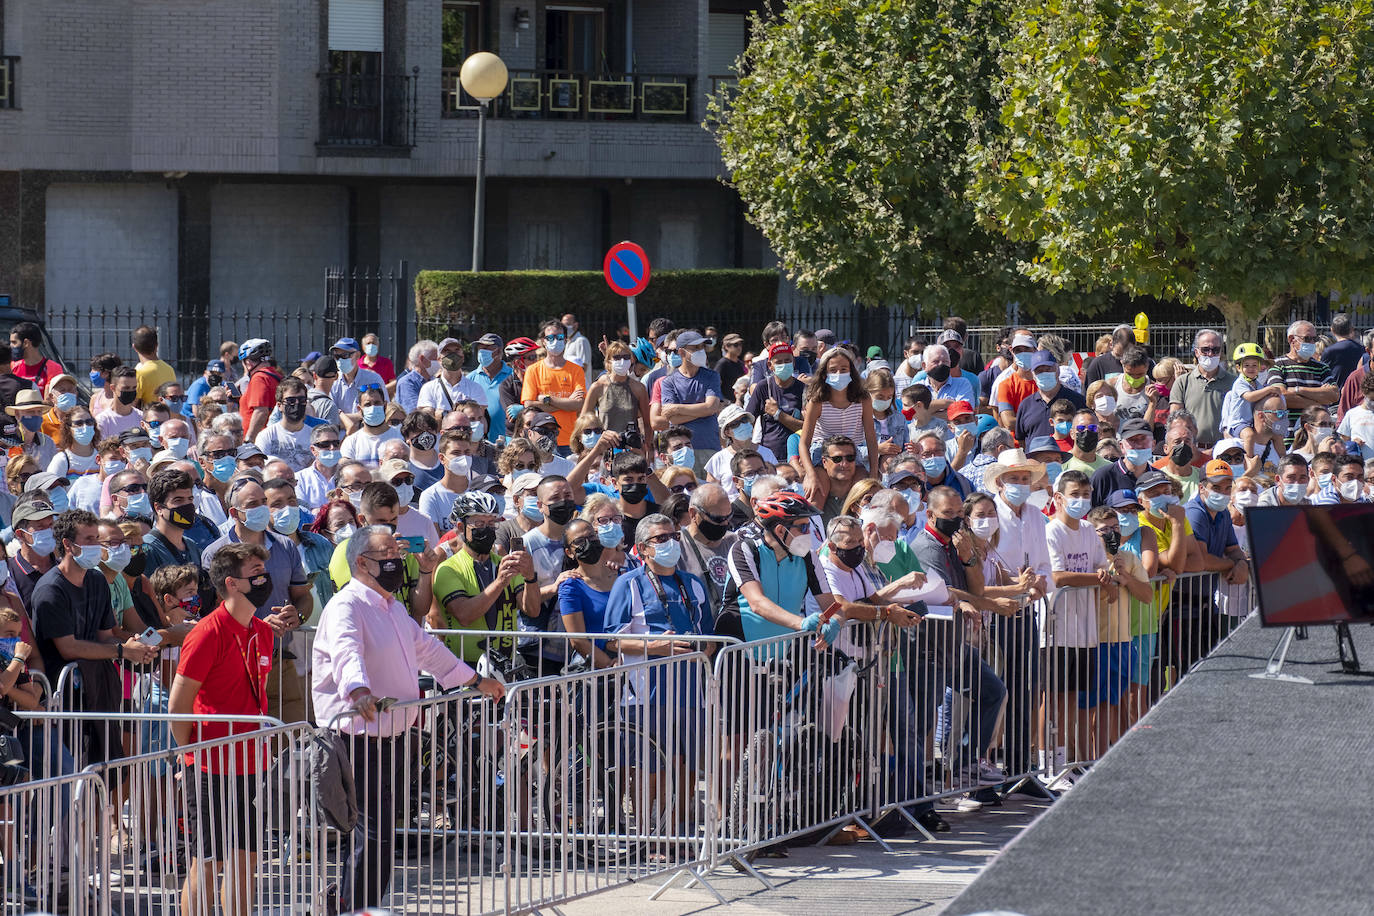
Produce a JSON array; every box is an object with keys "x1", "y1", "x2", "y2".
[
  {"x1": 1282, "y1": 482, "x2": 1306, "y2": 503},
  {"x1": 672, "y1": 446, "x2": 694, "y2": 468},
  {"x1": 1148, "y1": 494, "x2": 1179, "y2": 513},
  {"x1": 362, "y1": 404, "x2": 387, "y2": 427},
  {"x1": 921, "y1": 456, "x2": 947, "y2": 477},
  {"x1": 317, "y1": 449, "x2": 340, "y2": 468},
  {"x1": 826, "y1": 372, "x2": 852, "y2": 390},
  {"x1": 732, "y1": 422, "x2": 754, "y2": 442},
  {"x1": 521, "y1": 496, "x2": 545, "y2": 522},
  {"x1": 1062, "y1": 496, "x2": 1092, "y2": 519},
  {"x1": 596, "y1": 522, "x2": 624, "y2": 548},
  {"x1": 1125, "y1": 447, "x2": 1153, "y2": 466},
  {"x1": 47, "y1": 488, "x2": 69, "y2": 513},
  {"x1": 55, "y1": 392, "x2": 77, "y2": 412},
  {"x1": 124, "y1": 493, "x2": 151, "y2": 518},
  {"x1": 28, "y1": 529, "x2": 55, "y2": 556},
  {"x1": 478, "y1": 349, "x2": 494, "y2": 368},
  {"x1": 164, "y1": 436, "x2": 189, "y2": 459},
  {"x1": 211, "y1": 455, "x2": 237, "y2": 482},
  {"x1": 954, "y1": 422, "x2": 977, "y2": 439},
  {"x1": 1044, "y1": 462, "x2": 1063, "y2": 484},
  {"x1": 1297, "y1": 341, "x2": 1317, "y2": 359},
  {"x1": 739, "y1": 473, "x2": 759, "y2": 496},
  {"x1": 73, "y1": 543, "x2": 104, "y2": 571},
  {"x1": 1002, "y1": 483, "x2": 1030, "y2": 507},
  {"x1": 89, "y1": 371, "x2": 104, "y2": 389},
  {"x1": 1204, "y1": 490, "x2": 1230, "y2": 512},
  {"x1": 1116, "y1": 512, "x2": 1140, "y2": 538},
  {"x1": 20, "y1": 416, "x2": 41, "y2": 433},
  {"x1": 271, "y1": 505, "x2": 301, "y2": 536},
  {"x1": 1034, "y1": 371, "x2": 1059, "y2": 391},
  {"x1": 581, "y1": 431, "x2": 601, "y2": 449},
  {"x1": 1013, "y1": 352, "x2": 1034, "y2": 370},
  {"x1": 1054, "y1": 420, "x2": 1072, "y2": 437},
  {"x1": 667, "y1": 352, "x2": 684, "y2": 369},
  {"x1": 0, "y1": 637, "x2": 21, "y2": 662},
  {"x1": 239, "y1": 504, "x2": 270, "y2": 532},
  {"x1": 653, "y1": 538, "x2": 682, "y2": 568},
  {"x1": 773, "y1": 363, "x2": 794, "y2": 381},
  {"x1": 72, "y1": 425, "x2": 95, "y2": 446},
  {"x1": 104, "y1": 459, "x2": 127, "y2": 476}
]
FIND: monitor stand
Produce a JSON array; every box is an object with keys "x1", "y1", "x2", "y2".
[
  {"x1": 1335, "y1": 622, "x2": 1374, "y2": 677},
  {"x1": 1249, "y1": 627, "x2": 1314, "y2": 685}
]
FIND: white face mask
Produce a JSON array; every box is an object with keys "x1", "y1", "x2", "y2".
[
  {"x1": 871, "y1": 540, "x2": 897, "y2": 564},
  {"x1": 1340, "y1": 479, "x2": 1364, "y2": 501},
  {"x1": 1233, "y1": 490, "x2": 1258, "y2": 508},
  {"x1": 1095, "y1": 395, "x2": 1117, "y2": 414},
  {"x1": 447, "y1": 455, "x2": 472, "y2": 477},
  {"x1": 871, "y1": 397, "x2": 892, "y2": 412},
  {"x1": 969, "y1": 516, "x2": 999, "y2": 540},
  {"x1": 1197, "y1": 355, "x2": 1220, "y2": 373},
  {"x1": 689, "y1": 349, "x2": 708, "y2": 368},
  {"x1": 612, "y1": 358, "x2": 631, "y2": 376}
]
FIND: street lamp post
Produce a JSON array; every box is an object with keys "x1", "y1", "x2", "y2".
[{"x1": 459, "y1": 52, "x2": 509, "y2": 272}]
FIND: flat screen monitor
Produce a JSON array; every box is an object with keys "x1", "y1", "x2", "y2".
[{"x1": 1248, "y1": 504, "x2": 1374, "y2": 627}]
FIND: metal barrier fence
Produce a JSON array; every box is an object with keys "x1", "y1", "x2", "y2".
[{"x1": 2, "y1": 574, "x2": 1254, "y2": 914}]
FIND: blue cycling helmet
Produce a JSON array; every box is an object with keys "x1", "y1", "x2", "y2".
[{"x1": 631, "y1": 337, "x2": 656, "y2": 367}]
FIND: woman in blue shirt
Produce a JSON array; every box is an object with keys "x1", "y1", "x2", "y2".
[{"x1": 556, "y1": 518, "x2": 622, "y2": 669}]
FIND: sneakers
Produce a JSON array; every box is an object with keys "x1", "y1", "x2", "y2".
[
  {"x1": 954, "y1": 796, "x2": 983, "y2": 813},
  {"x1": 976, "y1": 759, "x2": 1005, "y2": 785}
]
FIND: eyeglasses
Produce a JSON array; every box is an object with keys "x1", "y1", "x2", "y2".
[
  {"x1": 71, "y1": 421, "x2": 95, "y2": 429},
  {"x1": 583, "y1": 428, "x2": 604, "y2": 436},
  {"x1": 698, "y1": 509, "x2": 731, "y2": 525},
  {"x1": 204, "y1": 448, "x2": 235, "y2": 460},
  {"x1": 512, "y1": 462, "x2": 538, "y2": 472},
  {"x1": 314, "y1": 440, "x2": 341, "y2": 450},
  {"x1": 1074, "y1": 424, "x2": 1099, "y2": 432},
  {"x1": 825, "y1": 453, "x2": 857, "y2": 463},
  {"x1": 451, "y1": 427, "x2": 473, "y2": 439},
  {"x1": 787, "y1": 522, "x2": 812, "y2": 536},
  {"x1": 645, "y1": 531, "x2": 681, "y2": 545},
  {"x1": 1197, "y1": 347, "x2": 1221, "y2": 356},
  {"x1": 391, "y1": 476, "x2": 415, "y2": 486},
  {"x1": 1297, "y1": 335, "x2": 1318, "y2": 343},
  {"x1": 595, "y1": 514, "x2": 624, "y2": 526}
]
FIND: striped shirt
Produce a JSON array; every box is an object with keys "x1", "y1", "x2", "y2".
[{"x1": 1270, "y1": 356, "x2": 1336, "y2": 443}]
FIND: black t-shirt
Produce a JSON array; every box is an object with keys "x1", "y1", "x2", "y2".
[
  {"x1": 1083, "y1": 352, "x2": 1124, "y2": 390},
  {"x1": 959, "y1": 347, "x2": 984, "y2": 376},
  {"x1": 0, "y1": 373, "x2": 33, "y2": 443},
  {"x1": 31, "y1": 565, "x2": 115, "y2": 677},
  {"x1": 715, "y1": 357, "x2": 747, "y2": 395},
  {"x1": 745, "y1": 375, "x2": 804, "y2": 459},
  {"x1": 1090, "y1": 460, "x2": 1142, "y2": 508}
]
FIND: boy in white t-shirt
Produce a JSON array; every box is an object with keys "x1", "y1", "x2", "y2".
[
  {"x1": 1337, "y1": 372, "x2": 1374, "y2": 461},
  {"x1": 1045, "y1": 470, "x2": 1110, "y2": 772}
]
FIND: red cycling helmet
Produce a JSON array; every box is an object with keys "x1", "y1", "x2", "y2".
[
  {"x1": 505, "y1": 336, "x2": 538, "y2": 359},
  {"x1": 753, "y1": 491, "x2": 817, "y2": 523}
]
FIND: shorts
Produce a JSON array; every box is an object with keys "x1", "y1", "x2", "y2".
[
  {"x1": 1130, "y1": 633, "x2": 1159, "y2": 686},
  {"x1": 183, "y1": 766, "x2": 261, "y2": 859},
  {"x1": 1048, "y1": 646, "x2": 1094, "y2": 694},
  {"x1": 1079, "y1": 642, "x2": 1136, "y2": 708}
]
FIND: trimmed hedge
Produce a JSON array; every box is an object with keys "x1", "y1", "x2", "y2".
[{"x1": 415, "y1": 269, "x2": 780, "y2": 351}]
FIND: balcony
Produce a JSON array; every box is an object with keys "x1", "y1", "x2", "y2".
[
  {"x1": 0, "y1": 57, "x2": 17, "y2": 110},
  {"x1": 318, "y1": 68, "x2": 418, "y2": 152},
  {"x1": 442, "y1": 69, "x2": 695, "y2": 123}
]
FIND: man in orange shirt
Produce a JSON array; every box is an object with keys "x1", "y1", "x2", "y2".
[
  {"x1": 994, "y1": 331, "x2": 1041, "y2": 437},
  {"x1": 520, "y1": 319, "x2": 585, "y2": 451}
]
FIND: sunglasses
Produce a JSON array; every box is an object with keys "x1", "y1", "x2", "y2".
[
  {"x1": 512, "y1": 462, "x2": 538, "y2": 472},
  {"x1": 358, "y1": 383, "x2": 383, "y2": 393},
  {"x1": 826, "y1": 453, "x2": 858, "y2": 463},
  {"x1": 204, "y1": 448, "x2": 235, "y2": 460},
  {"x1": 645, "y1": 531, "x2": 681, "y2": 545},
  {"x1": 314, "y1": 440, "x2": 341, "y2": 450},
  {"x1": 118, "y1": 484, "x2": 148, "y2": 495},
  {"x1": 1197, "y1": 347, "x2": 1221, "y2": 356},
  {"x1": 670, "y1": 483, "x2": 697, "y2": 495}
]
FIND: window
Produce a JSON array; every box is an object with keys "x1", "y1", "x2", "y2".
[
  {"x1": 442, "y1": 1, "x2": 484, "y2": 69},
  {"x1": 545, "y1": 5, "x2": 605, "y2": 72}
]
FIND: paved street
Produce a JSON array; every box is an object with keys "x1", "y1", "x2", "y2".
[{"x1": 559, "y1": 797, "x2": 1052, "y2": 916}]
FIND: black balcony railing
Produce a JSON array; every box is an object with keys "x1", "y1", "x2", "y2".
[
  {"x1": 319, "y1": 68, "x2": 418, "y2": 149},
  {"x1": 1, "y1": 57, "x2": 18, "y2": 110},
  {"x1": 441, "y1": 68, "x2": 694, "y2": 122}
]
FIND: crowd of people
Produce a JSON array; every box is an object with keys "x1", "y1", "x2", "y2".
[{"x1": 0, "y1": 308, "x2": 1367, "y2": 910}]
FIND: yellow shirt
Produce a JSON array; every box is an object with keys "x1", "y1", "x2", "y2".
[
  {"x1": 1133, "y1": 510, "x2": 1193, "y2": 634},
  {"x1": 136, "y1": 359, "x2": 177, "y2": 406}
]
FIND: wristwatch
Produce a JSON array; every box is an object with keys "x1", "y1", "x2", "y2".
[
  {"x1": 542, "y1": 394, "x2": 553, "y2": 406},
  {"x1": 116, "y1": 643, "x2": 124, "y2": 661}
]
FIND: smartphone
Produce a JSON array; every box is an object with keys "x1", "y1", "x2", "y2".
[
  {"x1": 509, "y1": 536, "x2": 524, "y2": 554},
  {"x1": 400, "y1": 535, "x2": 426, "y2": 554},
  {"x1": 137, "y1": 627, "x2": 163, "y2": 648}
]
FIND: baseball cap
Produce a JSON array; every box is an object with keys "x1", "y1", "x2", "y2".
[
  {"x1": 23, "y1": 472, "x2": 63, "y2": 494},
  {"x1": 675, "y1": 330, "x2": 707, "y2": 348},
  {"x1": 866, "y1": 346, "x2": 885, "y2": 360},
  {"x1": 525, "y1": 410, "x2": 558, "y2": 431},
  {"x1": 12, "y1": 497, "x2": 54, "y2": 526},
  {"x1": 437, "y1": 337, "x2": 462, "y2": 353},
  {"x1": 331, "y1": 337, "x2": 360, "y2": 354},
  {"x1": 377, "y1": 458, "x2": 412, "y2": 482},
  {"x1": 815, "y1": 329, "x2": 836, "y2": 345},
  {"x1": 767, "y1": 342, "x2": 794, "y2": 359},
  {"x1": 722, "y1": 333, "x2": 744, "y2": 346},
  {"x1": 1203, "y1": 458, "x2": 1234, "y2": 481},
  {"x1": 1119, "y1": 418, "x2": 1153, "y2": 440},
  {"x1": 236, "y1": 444, "x2": 265, "y2": 462},
  {"x1": 206, "y1": 359, "x2": 227, "y2": 373},
  {"x1": 118, "y1": 427, "x2": 151, "y2": 446},
  {"x1": 947, "y1": 400, "x2": 975, "y2": 421},
  {"x1": 1025, "y1": 435, "x2": 1065, "y2": 460},
  {"x1": 1011, "y1": 333, "x2": 1037, "y2": 350},
  {"x1": 149, "y1": 449, "x2": 180, "y2": 473},
  {"x1": 1029, "y1": 350, "x2": 1057, "y2": 370},
  {"x1": 1135, "y1": 470, "x2": 1173, "y2": 493},
  {"x1": 1213, "y1": 437, "x2": 1246, "y2": 458},
  {"x1": 312, "y1": 355, "x2": 339, "y2": 377},
  {"x1": 718, "y1": 404, "x2": 753, "y2": 432},
  {"x1": 937, "y1": 330, "x2": 964, "y2": 346},
  {"x1": 299, "y1": 351, "x2": 322, "y2": 365},
  {"x1": 883, "y1": 465, "x2": 921, "y2": 488},
  {"x1": 1106, "y1": 489, "x2": 1142, "y2": 511},
  {"x1": 475, "y1": 333, "x2": 504, "y2": 350},
  {"x1": 511, "y1": 471, "x2": 543, "y2": 495}
]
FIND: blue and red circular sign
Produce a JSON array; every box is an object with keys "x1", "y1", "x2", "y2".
[{"x1": 603, "y1": 241, "x2": 651, "y2": 297}]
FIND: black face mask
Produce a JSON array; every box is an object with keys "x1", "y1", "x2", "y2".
[
  {"x1": 164, "y1": 504, "x2": 197, "y2": 530},
  {"x1": 927, "y1": 364, "x2": 951, "y2": 383},
  {"x1": 283, "y1": 401, "x2": 306, "y2": 422},
  {"x1": 9, "y1": 346, "x2": 23, "y2": 364},
  {"x1": 125, "y1": 550, "x2": 147, "y2": 579},
  {"x1": 1101, "y1": 530, "x2": 1121, "y2": 555},
  {"x1": 466, "y1": 525, "x2": 497, "y2": 555},
  {"x1": 545, "y1": 499, "x2": 578, "y2": 526},
  {"x1": 1075, "y1": 430, "x2": 1100, "y2": 452},
  {"x1": 207, "y1": 373, "x2": 223, "y2": 387},
  {"x1": 933, "y1": 516, "x2": 962, "y2": 538},
  {"x1": 833, "y1": 544, "x2": 866, "y2": 568},
  {"x1": 240, "y1": 574, "x2": 272, "y2": 607},
  {"x1": 696, "y1": 517, "x2": 730, "y2": 542},
  {"x1": 570, "y1": 538, "x2": 604, "y2": 565},
  {"x1": 118, "y1": 390, "x2": 138, "y2": 406},
  {"x1": 799, "y1": 349, "x2": 817, "y2": 361},
  {"x1": 411, "y1": 431, "x2": 437, "y2": 452},
  {"x1": 1170, "y1": 443, "x2": 1194, "y2": 466},
  {"x1": 371, "y1": 557, "x2": 406, "y2": 593},
  {"x1": 621, "y1": 482, "x2": 649, "y2": 505}
]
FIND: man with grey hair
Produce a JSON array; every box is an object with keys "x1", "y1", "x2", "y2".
[
  {"x1": 1272, "y1": 319, "x2": 1338, "y2": 444},
  {"x1": 960, "y1": 427, "x2": 1013, "y2": 494},
  {"x1": 920, "y1": 343, "x2": 976, "y2": 417},
  {"x1": 1169, "y1": 328, "x2": 1235, "y2": 449},
  {"x1": 396, "y1": 339, "x2": 440, "y2": 412},
  {"x1": 680, "y1": 483, "x2": 737, "y2": 610},
  {"x1": 313, "y1": 523, "x2": 502, "y2": 911},
  {"x1": 1323, "y1": 312, "x2": 1363, "y2": 388},
  {"x1": 295, "y1": 424, "x2": 344, "y2": 511}
]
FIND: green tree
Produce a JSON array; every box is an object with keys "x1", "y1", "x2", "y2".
[
  {"x1": 710, "y1": 0, "x2": 1094, "y2": 320},
  {"x1": 972, "y1": 0, "x2": 1374, "y2": 343}
]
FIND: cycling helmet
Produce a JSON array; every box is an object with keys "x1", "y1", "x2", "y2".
[
  {"x1": 631, "y1": 337, "x2": 656, "y2": 367},
  {"x1": 752, "y1": 491, "x2": 817, "y2": 522},
  {"x1": 238, "y1": 338, "x2": 272, "y2": 362},
  {"x1": 1232, "y1": 342, "x2": 1263, "y2": 362},
  {"x1": 450, "y1": 490, "x2": 501, "y2": 525},
  {"x1": 504, "y1": 337, "x2": 538, "y2": 360}
]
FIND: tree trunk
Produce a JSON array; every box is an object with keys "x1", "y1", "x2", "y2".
[{"x1": 1209, "y1": 294, "x2": 1291, "y2": 357}]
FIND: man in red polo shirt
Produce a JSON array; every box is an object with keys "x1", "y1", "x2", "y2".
[
  {"x1": 238, "y1": 339, "x2": 282, "y2": 442},
  {"x1": 169, "y1": 541, "x2": 274, "y2": 916}
]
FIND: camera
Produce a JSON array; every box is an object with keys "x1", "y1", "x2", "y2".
[{"x1": 621, "y1": 421, "x2": 642, "y2": 452}]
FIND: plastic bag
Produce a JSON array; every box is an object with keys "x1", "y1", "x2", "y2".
[{"x1": 821, "y1": 661, "x2": 858, "y2": 742}]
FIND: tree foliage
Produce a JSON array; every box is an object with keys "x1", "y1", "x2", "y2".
[
  {"x1": 710, "y1": 0, "x2": 1094, "y2": 320},
  {"x1": 972, "y1": 0, "x2": 1374, "y2": 336}
]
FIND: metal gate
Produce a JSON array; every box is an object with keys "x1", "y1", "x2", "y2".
[{"x1": 324, "y1": 260, "x2": 412, "y2": 370}]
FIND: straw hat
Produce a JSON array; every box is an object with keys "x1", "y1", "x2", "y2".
[{"x1": 982, "y1": 448, "x2": 1046, "y2": 488}]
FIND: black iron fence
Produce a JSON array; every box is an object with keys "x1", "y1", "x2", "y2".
[
  {"x1": 324, "y1": 261, "x2": 412, "y2": 370},
  {"x1": 0, "y1": 57, "x2": 17, "y2": 109},
  {"x1": 319, "y1": 69, "x2": 419, "y2": 148},
  {"x1": 442, "y1": 68, "x2": 696, "y2": 122}
]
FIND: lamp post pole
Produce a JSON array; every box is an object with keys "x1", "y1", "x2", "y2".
[{"x1": 472, "y1": 99, "x2": 488, "y2": 272}]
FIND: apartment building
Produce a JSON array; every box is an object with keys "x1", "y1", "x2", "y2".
[{"x1": 0, "y1": 0, "x2": 772, "y2": 320}]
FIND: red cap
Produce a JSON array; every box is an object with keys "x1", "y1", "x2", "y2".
[
  {"x1": 947, "y1": 400, "x2": 974, "y2": 420},
  {"x1": 767, "y1": 342, "x2": 794, "y2": 359}
]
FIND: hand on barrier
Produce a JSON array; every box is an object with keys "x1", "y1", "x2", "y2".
[
  {"x1": 818, "y1": 616, "x2": 842, "y2": 646},
  {"x1": 799, "y1": 612, "x2": 821, "y2": 633}
]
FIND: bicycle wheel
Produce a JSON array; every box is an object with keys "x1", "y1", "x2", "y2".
[
  {"x1": 547, "y1": 719, "x2": 670, "y2": 863},
  {"x1": 728, "y1": 728, "x2": 776, "y2": 847}
]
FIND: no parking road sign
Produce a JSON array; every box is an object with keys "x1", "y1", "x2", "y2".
[{"x1": 603, "y1": 241, "x2": 651, "y2": 342}]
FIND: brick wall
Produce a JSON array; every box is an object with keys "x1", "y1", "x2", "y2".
[
  {"x1": 44, "y1": 182, "x2": 178, "y2": 306},
  {"x1": 379, "y1": 183, "x2": 472, "y2": 273}
]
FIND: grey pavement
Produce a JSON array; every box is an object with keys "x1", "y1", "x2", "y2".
[{"x1": 557, "y1": 797, "x2": 1052, "y2": 916}]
